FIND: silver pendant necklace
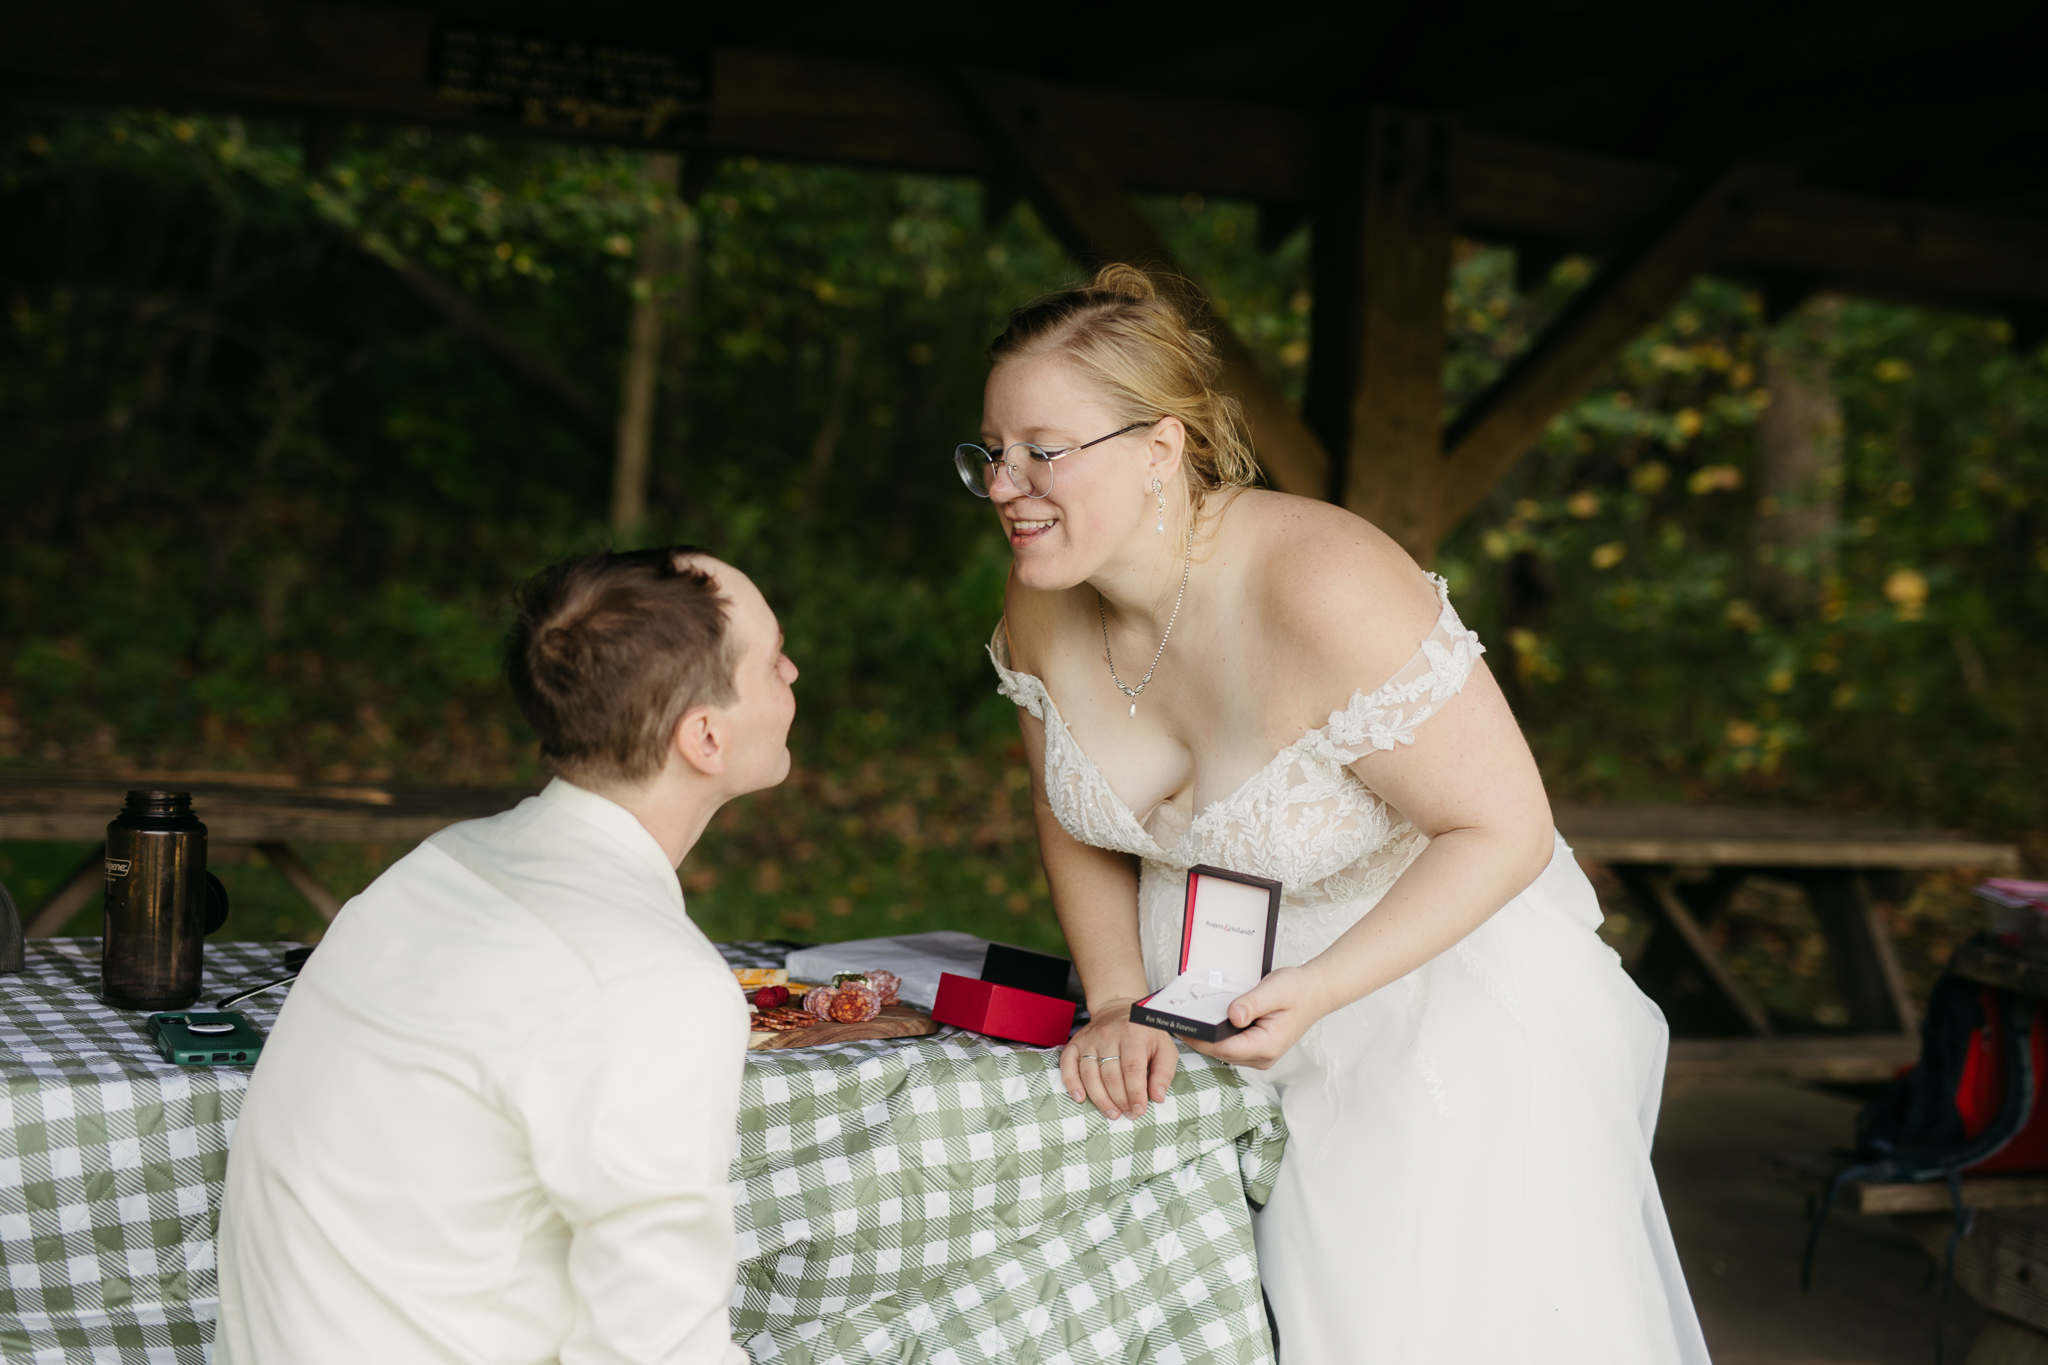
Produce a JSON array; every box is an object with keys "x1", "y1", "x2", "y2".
[{"x1": 1100, "y1": 528, "x2": 1192, "y2": 718}]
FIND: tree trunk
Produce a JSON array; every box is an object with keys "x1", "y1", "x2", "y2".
[
  {"x1": 802, "y1": 333, "x2": 861, "y2": 516},
  {"x1": 612, "y1": 152, "x2": 681, "y2": 545},
  {"x1": 1755, "y1": 295, "x2": 1844, "y2": 613},
  {"x1": 364, "y1": 234, "x2": 614, "y2": 450},
  {"x1": 653, "y1": 203, "x2": 701, "y2": 521}
]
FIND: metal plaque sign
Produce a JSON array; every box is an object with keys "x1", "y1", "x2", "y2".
[{"x1": 434, "y1": 26, "x2": 710, "y2": 141}]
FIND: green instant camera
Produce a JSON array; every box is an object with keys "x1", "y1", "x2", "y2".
[{"x1": 147, "y1": 1010, "x2": 265, "y2": 1067}]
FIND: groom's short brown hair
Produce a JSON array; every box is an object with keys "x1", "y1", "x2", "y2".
[{"x1": 505, "y1": 547, "x2": 738, "y2": 786}]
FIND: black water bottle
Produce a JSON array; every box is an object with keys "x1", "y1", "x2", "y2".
[{"x1": 101, "y1": 791, "x2": 229, "y2": 1010}]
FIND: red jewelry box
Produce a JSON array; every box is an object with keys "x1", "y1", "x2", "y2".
[
  {"x1": 1132, "y1": 864, "x2": 1283, "y2": 1043},
  {"x1": 932, "y1": 973, "x2": 1077, "y2": 1048}
]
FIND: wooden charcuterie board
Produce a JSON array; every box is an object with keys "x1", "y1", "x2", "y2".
[{"x1": 748, "y1": 1002, "x2": 938, "y2": 1050}]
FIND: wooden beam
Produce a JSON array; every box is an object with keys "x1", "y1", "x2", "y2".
[
  {"x1": 1673, "y1": 1036, "x2": 1919, "y2": 1087},
  {"x1": 1947, "y1": 941, "x2": 2048, "y2": 999},
  {"x1": 1554, "y1": 801, "x2": 2021, "y2": 870},
  {"x1": 1629, "y1": 867, "x2": 1745, "y2": 1006},
  {"x1": 1795, "y1": 870, "x2": 1916, "y2": 1036},
  {"x1": 25, "y1": 844, "x2": 105, "y2": 938},
  {"x1": 357, "y1": 232, "x2": 616, "y2": 452},
  {"x1": 0, "y1": 778, "x2": 532, "y2": 845},
  {"x1": 1304, "y1": 110, "x2": 1455, "y2": 557},
  {"x1": 1896, "y1": 1210, "x2": 2048, "y2": 1339},
  {"x1": 1437, "y1": 167, "x2": 1779, "y2": 540},
  {"x1": 256, "y1": 842, "x2": 344, "y2": 922},
  {"x1": 1456, "y1": 132, "x2": 2048, "y2": 313},
  {"x1": 1618, "y1": 866, "x2": 1774, "y2": 1037},
  {"x1": 0, "y1": 5, "x2": 1315, "y2": 199},
  {"x1": 1454, "y1": 134, "x2": 1675, "y2": 249},
  {"x1": 4, "y1": 5, "x2": 2048, "y2": 317},
  {"x1": 1765, "y1": 1149, "x2": 2048, "y2": 1215},
  {"x1": 1730, "y1": 186, "x2": 2048, "y2": 312},
  {"x1": 956, "y1": 69, "x2": 1329, "y2": 501}
]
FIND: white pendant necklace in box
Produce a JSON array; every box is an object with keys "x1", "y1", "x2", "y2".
[{"x1": 1100, "y1": 527, "x2": 1192, "y2": 718}]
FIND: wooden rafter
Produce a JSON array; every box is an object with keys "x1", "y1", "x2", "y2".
[
  {"x1": 6, "y1": 7, "x2": 2046, "y2": 318},
  {"x1": 1304, "y1": 110, "x2": 1456, "y2": 559},
  {"x1": 956, "y1": 69, "x2": 1330, "y2": 501},
  {"x1": 1437, "y1": 166, "x2": 1781, "y2": 537},
  {"x1": 1618, "y1": 867, "x2": 1774, "y2": 1037},
  {"x1": 356, "y1": 233, "x2": 616, "y2": 451}
]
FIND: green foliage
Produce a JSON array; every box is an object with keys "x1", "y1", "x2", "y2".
[
  {"x1": 1432, "y1": 247, "x2": 2047, "y2": 848},
  {"x1": 0, "y1": 107, "x2": 2038, "y2": 966},
  {"x1": 0, "y1": 113, "x2": 1067, "y2": 775},
  {"x1": 0, "y1": 109, "x2": 1084, "y2": 941}
]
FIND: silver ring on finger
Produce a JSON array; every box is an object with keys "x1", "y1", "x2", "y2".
[
  {"x1": 1079, "y1": 1054, "x2": 1098, "y2": 1062},
  {"x1": 1099, "y1": 1055, "x2": 1120, "y2": 1062}
]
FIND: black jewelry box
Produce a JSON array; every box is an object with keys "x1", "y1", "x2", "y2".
[{"x1": 1131, "y1": 864, "x2": 1282, "y2": 1043}]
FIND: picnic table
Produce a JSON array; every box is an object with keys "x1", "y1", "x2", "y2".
[
  {"x1": 0, "y1": 939, "x2": 1284, "y2": 1365},
  {"x1": 0, "y1": 772, "x2": 535, "y2": 932},
  {"x1": 1767, "y1": 939, "x2": 2048, "y2": 1359},
  {"x1": 1, "y1": 775, "x2": 2021, "y2": 1084},
  {"x1": 1554, "y1": 803, "x2": 2021, "y2": 1083}
]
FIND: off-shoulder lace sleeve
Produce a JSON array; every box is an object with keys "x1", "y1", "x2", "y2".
[
  {"x1": 983, "y1": 619, "x2": 1168, "y2": 860},
  {"x1": 1309, "y1": 575, "x2": 1486, "y2": 766},
  {"x1": 986, "y1": 620, "x2": 1050, "y2": 721}
]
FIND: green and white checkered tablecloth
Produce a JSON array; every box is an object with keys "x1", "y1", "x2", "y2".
[
  {"x1": 0, "y1": 941, "x2": 1285, "y2": 1365},
  {"x1": 0, "y1": 940, "x2": 292, "y2": 1364}
]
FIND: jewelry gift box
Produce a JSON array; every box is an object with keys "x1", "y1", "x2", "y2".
[
  {"x1": 931, "y1": 943, "x2": 1079, "y2": 1048},
  {"x1": 1132, "y1": 864, "x2": 1282, "y2": 1043}
]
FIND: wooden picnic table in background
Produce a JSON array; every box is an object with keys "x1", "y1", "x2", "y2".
[
  {"x1": 1554, "y1": 804, "x2": 2019, "y2": 1082},
  {"x1": 1768, "y1": 937, "x2": 2048, "y2": 1358},
  {"x1": 0, "y1": 772, "x2": 537, "y2": 933},
  {"x1": 0, "y1": 779, "x2": 2024, "y2": 1083}
]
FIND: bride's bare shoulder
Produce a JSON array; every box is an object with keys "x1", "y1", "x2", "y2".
[{"x1": 1226, "y1": 491, "x2": 1448, "y2": 683}]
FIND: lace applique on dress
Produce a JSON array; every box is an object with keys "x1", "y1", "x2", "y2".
[
  {"x1": 1305, "y1": 575, "x2": 1485, "y2": 768},
  {"x1": 987, "y1": 572, "x2": 1486, "y2": 985},
  {"x1": 987, "y1": 629, "x2": 1163, "y2": 864}
]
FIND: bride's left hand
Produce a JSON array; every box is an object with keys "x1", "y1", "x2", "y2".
[{"x1": 1187, "y1": 966, "x2": 1334, "y2": 1070}]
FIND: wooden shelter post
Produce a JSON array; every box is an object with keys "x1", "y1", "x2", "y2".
[
  {"x1": 1438, "y1": 167, "x2": 1782, "y2": 538},
  {"x1": 1304, "y1": 109, "x2": 1455, "y2": 561}
]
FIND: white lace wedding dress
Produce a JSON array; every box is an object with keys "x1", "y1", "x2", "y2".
[{"x1": 990, "y1": 576, "x2": 1709, "y2": 1364}]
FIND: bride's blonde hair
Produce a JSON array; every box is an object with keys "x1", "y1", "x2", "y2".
[{"x1": 987, "y1": 265, "x2": 1262, "y2": 500}]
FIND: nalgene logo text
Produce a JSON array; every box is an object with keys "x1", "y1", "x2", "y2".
[{"x1": 105, "y1": 858, "x2": 132, "y2": 877}]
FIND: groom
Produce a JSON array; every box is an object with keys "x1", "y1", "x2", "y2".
[{"x1": 216, "y1": 547, "x2": 798, "y2": 1365}]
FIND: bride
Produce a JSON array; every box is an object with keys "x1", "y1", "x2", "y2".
[{"x1": 958, "y1": 265, "x2": 1709, "y2": 1363}]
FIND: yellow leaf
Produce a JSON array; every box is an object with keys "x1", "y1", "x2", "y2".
[
  {"x1": 1688, "y1": 465, "x2": 1742, "y2": 495},
  {"x1": 1883, "y1": 569, "x2": 1928, "y2": 621}
]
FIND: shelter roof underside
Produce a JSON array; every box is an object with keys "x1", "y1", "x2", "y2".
[
  {"x1": 6, "y1": 0, "x2": 2047, "y2": 313},
  {"x1": 378, "y1": 0, "x2": 2048, "y2": 215}
]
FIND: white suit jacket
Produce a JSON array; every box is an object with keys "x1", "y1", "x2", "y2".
[{"x1": 216, "y1": 779, "x2": 751, "y2": 1365}]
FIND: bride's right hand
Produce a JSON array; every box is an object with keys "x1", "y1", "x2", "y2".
[{"x1": 1060, "y1": 998, "x2": 1178, "y2": 1121}]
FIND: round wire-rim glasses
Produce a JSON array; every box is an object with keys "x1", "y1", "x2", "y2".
[{"x1": 953, "y1": 421, "x2": 1156, "y2": 499}]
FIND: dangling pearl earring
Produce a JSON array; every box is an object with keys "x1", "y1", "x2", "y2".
[{"x1": 1152, "y1": 479, "x2": 1166, "y2": 534}]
